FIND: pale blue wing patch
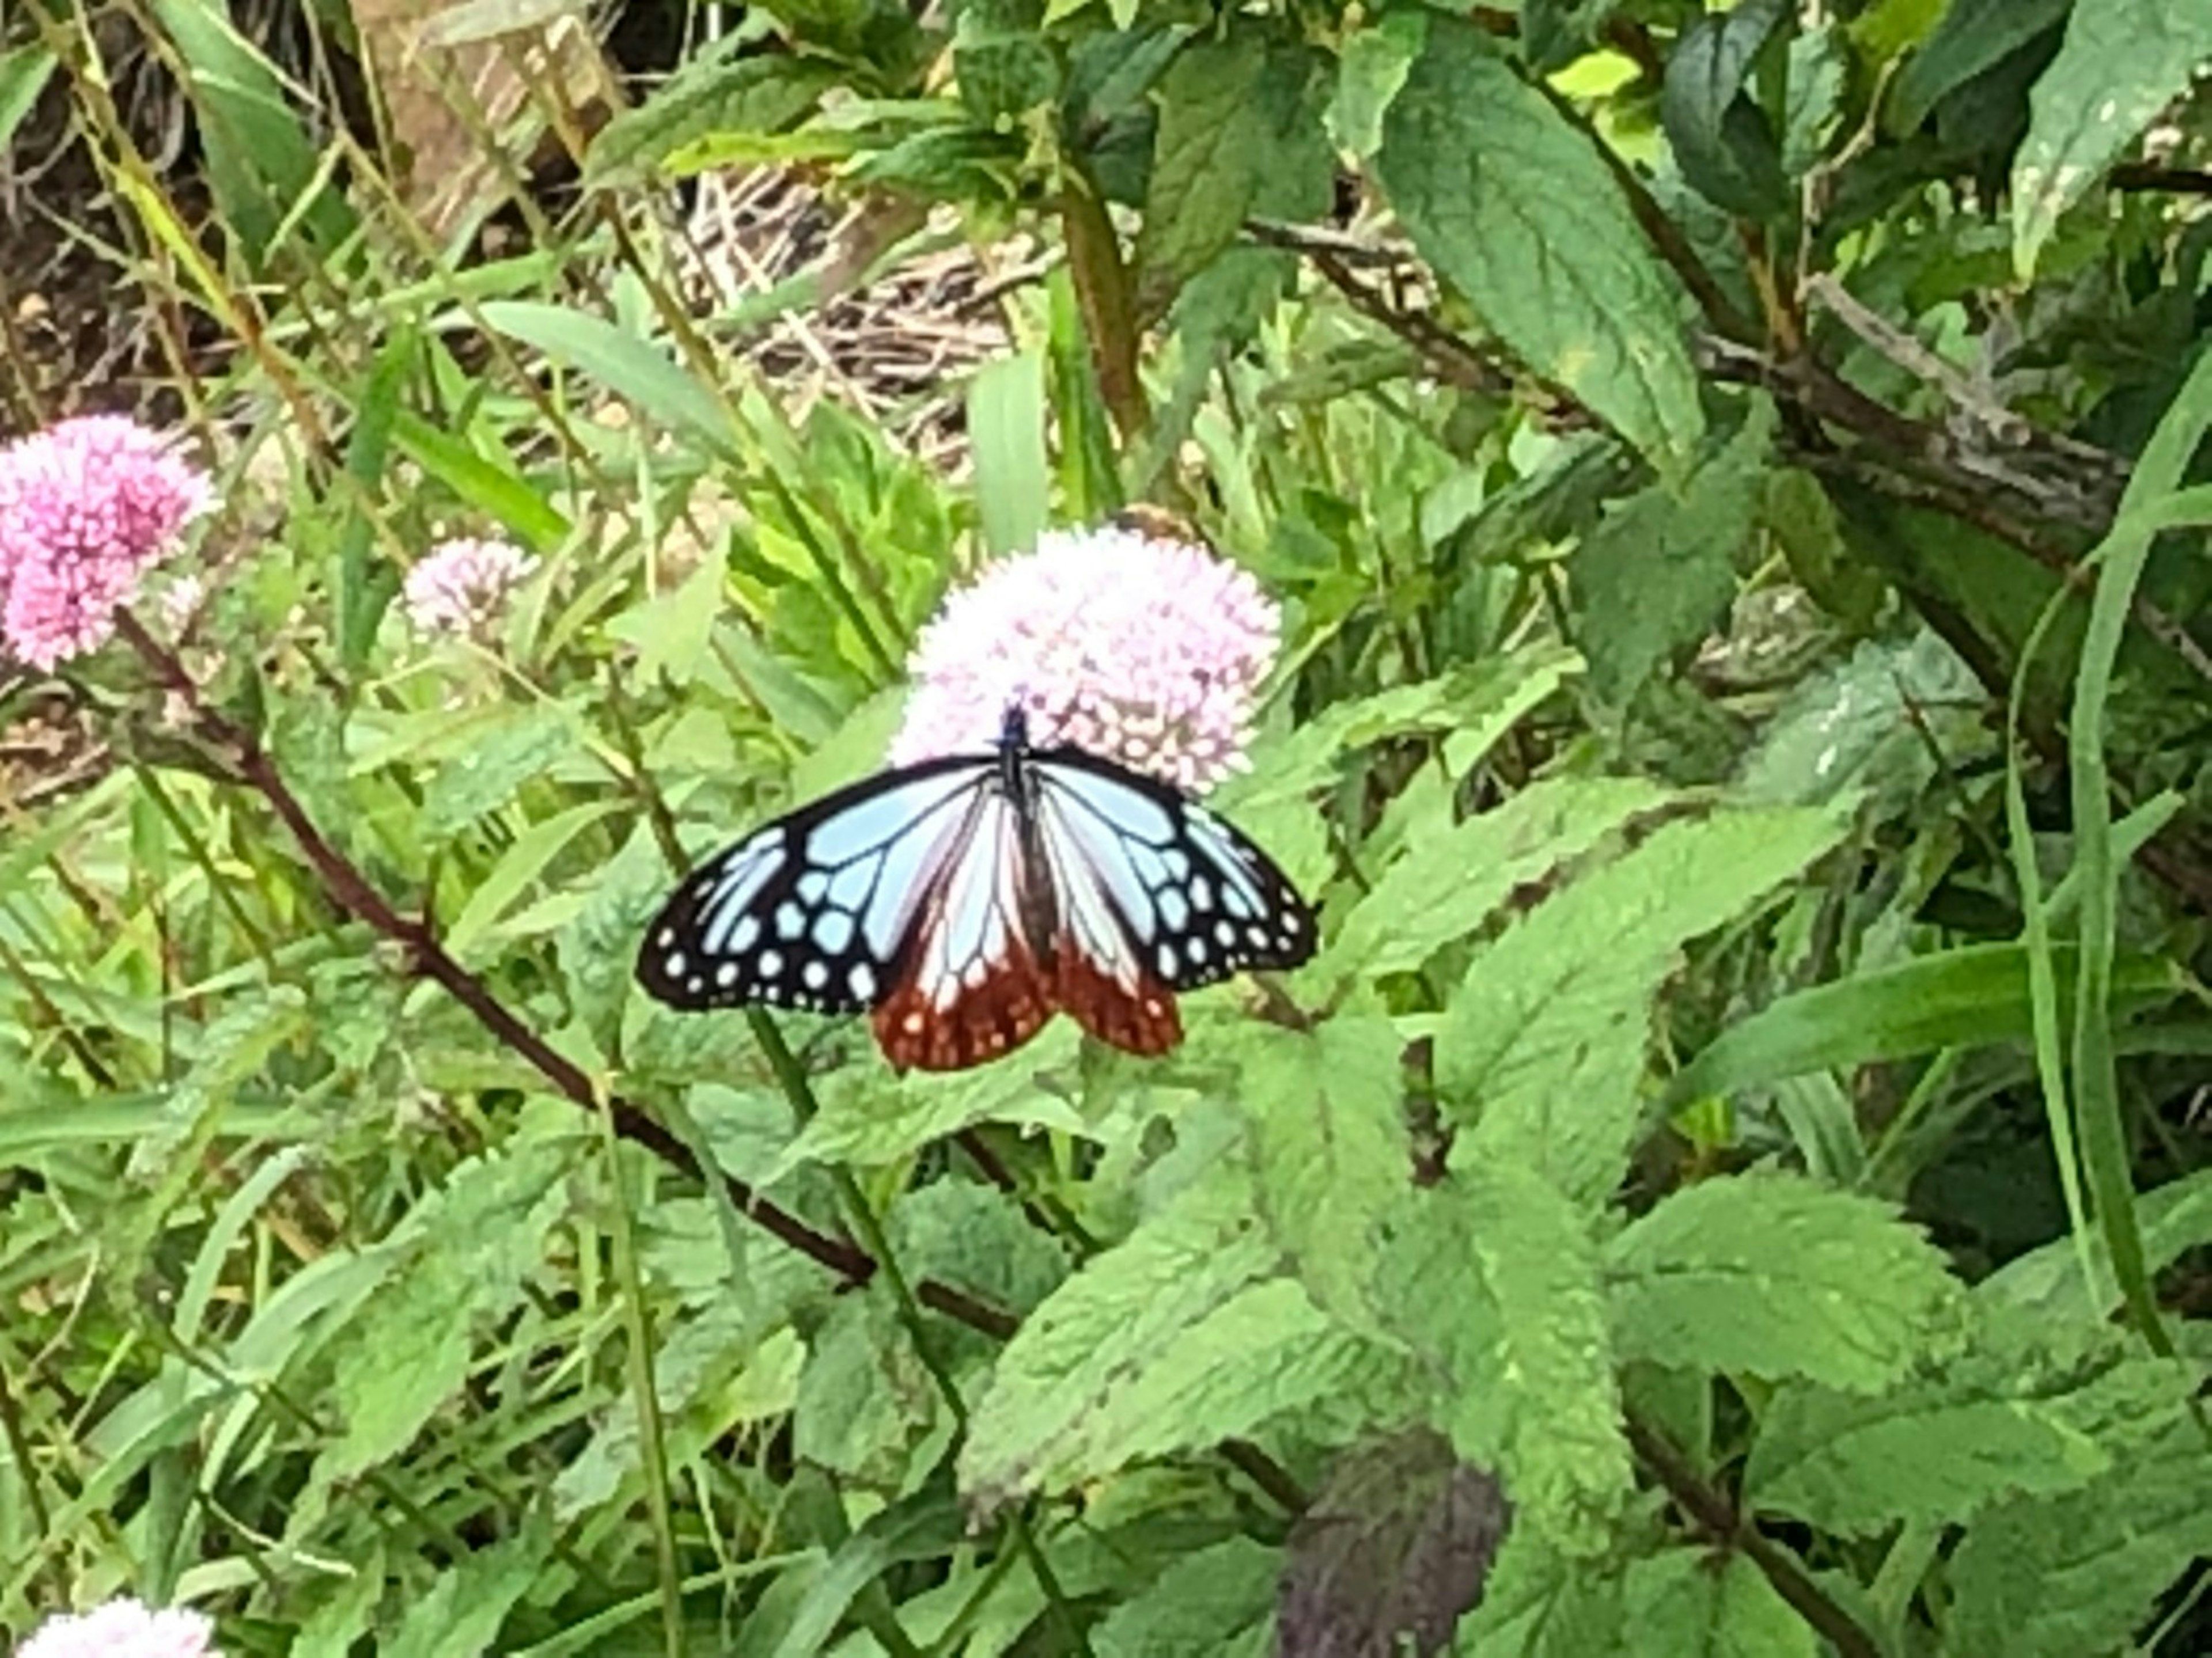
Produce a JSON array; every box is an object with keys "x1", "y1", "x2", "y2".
[
  {"x1": 636, "y1": 758, "x2": 995, "y2": 1015},
  {"x1": 1031, "y1": 758, "x2": 1316, "y2": 992}
]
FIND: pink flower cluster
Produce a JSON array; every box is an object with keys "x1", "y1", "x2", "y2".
[
  {"x1": 16, "y1": 1597, "x2": 218, "y2": 1657},
  {"x1": 401, "y1": 537, "x2": 538, "y2": 640},
  {"x1": 0, "y1": 415, "x2": 212, "y2": 669},
  {"x1": 889, "y1": 520, "x2": 1280, "y2": 792}
]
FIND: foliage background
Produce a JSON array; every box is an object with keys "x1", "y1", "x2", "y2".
[{"x1": 3, "y1": 0, "x2": 2211, "y2": 1653}]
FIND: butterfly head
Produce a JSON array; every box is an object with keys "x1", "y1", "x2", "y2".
[{"x1": 996, "y1": 700, "x2": 1032, "y2": 754}]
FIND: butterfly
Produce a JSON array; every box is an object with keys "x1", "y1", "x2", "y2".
[{"x1": 635, "y1": 705, "x2": 1317, "y2": 1071}]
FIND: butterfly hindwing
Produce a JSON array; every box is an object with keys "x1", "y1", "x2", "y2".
[{"x1": 635, "y1": 755, "x2": 993, "y2": 1016}]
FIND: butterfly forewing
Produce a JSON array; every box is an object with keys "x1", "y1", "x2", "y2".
[{"x1": 635, "y1": 756, "x2": 994, "y2": 1016}]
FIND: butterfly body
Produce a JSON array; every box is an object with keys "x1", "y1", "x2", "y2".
[{"x1": 637, "y1": 707, "x2": 1315, "y2": 1071}]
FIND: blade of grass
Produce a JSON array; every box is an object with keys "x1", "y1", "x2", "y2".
[
  {"x1": 2063, "y1": 348, "x2": 2212, "y2": 1353},
  {"x1": 969, "y1": 348, "x2": 1050, "y2": 557}
]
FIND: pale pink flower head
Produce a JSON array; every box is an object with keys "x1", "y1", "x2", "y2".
[
  {"x1": 0, "y1": 415, "x2": 213, "y2": 669},
  {"x1": 889, "y1": 521, "x2": 1279, "y2": 792},
  {"x1": 402, "y1": 537, "x2": 538, "y2": 640},
  {"x1": 16, "y1": 1596, "x2": 218, "y2": 1658}
]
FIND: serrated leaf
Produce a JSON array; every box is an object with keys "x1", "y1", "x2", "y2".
[
  {"x1": 1330, "y1": 775, "x2": 1673, "y2": 981},
  {"x1": 1093, "y1": 1535, "x2": 1279, "y2": 1657},
  {"x1": 1449, "y1": 1522, "x2": 1625, "y2": 1654},
  {"x1": 1745, "y1": 1354, "x2": 2198, "y2": 1536},
  {"x1": 1948, "y1": 1418, "x2": 2212, "y2": 1658},
  {"x1": 793, "y1": 1289, "x2": 946, "y2": 1491},
  {"x1": 1137, "y1": 35, "x2": 1332, "y2": 301},
  {"x1": 584, "y1": 48, "x2": 839, "y2": 187},
  {"x1": 384, "y1": 1512, "x2": 548, "y2": 1658},
  {"x1": 326, "y1": 1136, "x2": 573, "y2": 1476},
  {"x1": 1243, "y1": 1016, "x2": 1408, "y2": 1330},
  {"x1": 1661, "y1": 0, "x2": 1791, "y2": 218},
  {"x1": 959, "y1": 1173, "x2": 1376, "y2": 1510},
  {"x1": 892, "y1": 1178, "x2": 1073, "y2": 1334},
  {"x1": 1605, "y1": 1174, "x2": 1962, "y2": 1393},
  {"x1": 1376, "y1": 18, "x2": 1704, "y2": 477},
  {"x1": 1622, "y1": 1549, "x2": 1815, "y2": 1658},
  {"x1": 420, "y1": 701, "x2": 577, "y2": 836},
  {"x1": 1222, "y1": 645, "x2": 1584, "y2": 897},
  {"x1": 2012, "y1": 1, "x2": 2212, "y2": 276},
  {"x1": 1439, "y1": 806, "x2": 1848, "y2": 1205},
  {"x1": 1380, "y1": 1163, "x2": 1629, "y2": 1554},
  {"x1": 770, "y1": 1049, "x2": 1087, "y2": 1177},
  {"x1": 1573, "y1": 399, "x2": 1774, "y2": 705},
  {"x1": 1279, "y1": 1428, "x2": 1509, "y2": 1658}
]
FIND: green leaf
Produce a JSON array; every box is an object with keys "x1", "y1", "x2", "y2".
[
  {"x1": 584, "y1": 48, "x2": 840, "y2": 187},
  {"x1": 1887, "y1": 0, "x2": 2071, "y2": 132},
  {"x1": 1331, "y1": 775, "x2": 1673, "y2": 981},
  {"x1": 2012, "y1": 1, "x2": 2212, "y2": 275},
  {"x1": 1241, "y1": 1016, "x2": 1408, "y2": 1330},
  {"x1": 1781, "y1": 25, "x2": 1848, "y2": 176},
  {"x1": 1734, "y1": 630, "x2": 1984, "y2": 806},
  {"x1": 969, "y1": 348, "x2": 1050, "y2": 557},
  {"x1": 1745, "y1": 1352, "x2": 2198, "y2": 1536},
  {"x1": 1438, "y1": 805, "x2": 1849, "y2": 1205},
  {"x1": 1524, "y1": 1, "x2": 1627, "y2": 74},
  {"x1": 604, "y1": 557, "x2": 728, "y2": 689},
  {"x1": 1137, "y1": 35, "x2": 1332, "y2": 302},
  {"x1": 1093, "y1": 1536, "x2": 1280, "y2": 1658},
  {"x1": 1947, "y1": 1418, "x2": 2212, "y2": 1658},
  {"x1": 1605, "y1": 1174, "x2": 1962, "y2": 1393},
  {"x1": 1573, "y1": 398, "x2": 1774, "y2": 704},
  {"x1": 1380, "y1": 1163, "x2": 1630, "y2": 1554},
  {"x1": 1982, "y1": 1166, "x2": 2212, "y2": 1324},
  {"x1": 1621, "y1": 1550, "x2": 1816, "y2": 1658},
  {"x1": 1279, "y1": 1429, "x2": 1509, "y2": 1656},
  {"x1": 792, "y1": 1289, "x2": 946, "y2": 1490},
  {"x1": 959, "y1": 1173, "x2": 1376, "y2": 1510},
  {"x1": 325, "y1": 1135, "x2": 574, "y2": 1477},
  {"x1": 419, "y1": 702, "x2": 578, "y2": 836},
  {"x1": 1667, "y1": 943, "x2": 2183, "y2": 1106},
  {"x1": 1376, "y1": 19, "x2": 1705, "y2": 477},
  {"x1": 0, "y1": 43, "x2": 57, "y2": 151},
  {"x1": 1661, "y1": 0, "x2": 1792, "y2": 218},
  {"x1": 1449, "y1": 1524, "x2": 1626, "y2": 1654},
  {"x1": 479, "y1": 302, "x2": 741, "y2": 462},
  {"x1": 771, "y1": 1490, "x2": 970, "y2": 1658},
  {"x1": 1329, "y1": 13, "x2": 1425, "y2": 160},
  {"x1": 770, "y1": 1051, "x2": 1088, "y2": 1177},
  {"x1": 384, "y1": 1513, "x2": 548, "y2": 1658},
  {"x1": 1222, "y1": 644, "x2": 1583, "y2": 895}
]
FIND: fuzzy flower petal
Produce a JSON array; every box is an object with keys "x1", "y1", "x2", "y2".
[
  {"x1": 16, "y1": 1596, "x2": 218, "y2": 1658},
  {"x1": 889, "y1": 522, "x2": 1279, "y2": 792},
  {"x1": 0, "y1": 415, "x2": 213, "y2": 669},
  {"x1": 402, "y1": 537, "x2": 539, "y2": 640}
]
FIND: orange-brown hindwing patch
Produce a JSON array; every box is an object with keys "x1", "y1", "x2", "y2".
[{"x1": 1050, "y1": 949, "x2": 1183, "y2": 1058}]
